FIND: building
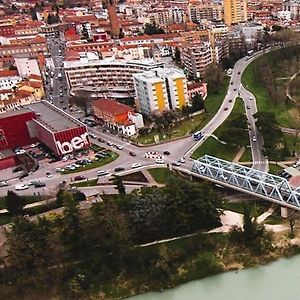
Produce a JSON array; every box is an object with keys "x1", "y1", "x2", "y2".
[
  {"x1": 224, "y1": 0, "x2": 248, "y2": 26},
  {"x1": 64, "y1": 57, "x2": 164, "y2": 99},
  {"x1": 283, "y1": 0, "x2": 300, "y2": 19},
  {"x1": 0, "y1": 101, "x2": 90, "y2": 159},
  {"x1": 180, "y1": 42, "x2": 213, "y2": 79},
  {"x1": 15, "y1": 57, "x2": 41, "y2": 78},
  {"x1": 106, "y1": 0, "x2": 120, "y2": 37},
  {"x1": 0, "y1": 70, "x2": 21, "y2": 90},
  {"x1": 133, "y1": 68, "x2": 188, "y2": 116},
  {"x1": 188, "y1": 3, "x2": 223, "y2": 23},
  {"x1": 92, "y1": 98, "x2": 143, "y2": 136}
]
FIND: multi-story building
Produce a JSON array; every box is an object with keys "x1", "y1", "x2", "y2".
[
  {"x1": 171, "y1": 7, "x2": 186, "y2": 23},
  {"x1": 188, "y1": 3, "x2": 223, "y2": 23},
  {"x1": 224, "y1": 0, "x2": 248, "y2": 26},
  {"x1": 133, "y1": 68, "x2": 188, "y2": 116},
  {"x1": 283, "y1": 0, "x2": 300, "y2": 19},
  {"x1": 149, "y1": 9, "x2": 173, "y2": 25},
  {"x1": 0, "y1": 70, "x2": 21, "y2": 90},
  {"x1": 15, "y1": 57, "x2": 41, "y2": 78},
  {"x1": 180, "y1": 42, "x2": 213, "y2": 79},
  {"x1": 64, "y1": 57, "x2": 164, "y2": 99}
]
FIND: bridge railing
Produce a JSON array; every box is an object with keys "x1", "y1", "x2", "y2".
[{"x1": 192, "y1": 155, "x2": 300, "y2": 209}]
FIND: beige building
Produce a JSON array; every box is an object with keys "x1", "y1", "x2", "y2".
[
  {"x1": 133, "y1": 68, "x2": 188, "y2": 116},
  {"x1": 224, "y1": 0, "x2": 248, "y2": 26}
]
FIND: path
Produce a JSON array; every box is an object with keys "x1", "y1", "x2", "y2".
[
  {"x1": 286, "y1": 71, "x2": 299, "y2": 104},
  {"x1": 232, "y1": 147, "x2": 245, "y2": 163}
]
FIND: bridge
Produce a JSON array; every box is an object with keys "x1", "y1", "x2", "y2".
[{"x1": 191, "y1": 155, "x2": 300, "y2": 211}]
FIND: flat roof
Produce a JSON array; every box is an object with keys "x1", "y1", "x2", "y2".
[
  {"x1": 0, "y1": 108, "x2": 32, "y2": 119},
  {"x1": 28, "y1": 101, "x2": 85, "y2": 132}
]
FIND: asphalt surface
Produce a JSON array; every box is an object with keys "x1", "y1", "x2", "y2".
[{"x1": 0, "y1": 46, "x2": 270, "y2": 196}]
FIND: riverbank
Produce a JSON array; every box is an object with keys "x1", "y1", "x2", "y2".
[{"x1": 99, "y1": 211, "x2": 300, "y2": 299}]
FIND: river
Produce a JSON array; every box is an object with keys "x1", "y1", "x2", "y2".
[{"x1": 129, "y1": 255, "x2": 300, "y2": 300}]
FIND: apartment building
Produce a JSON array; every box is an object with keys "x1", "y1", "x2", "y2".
[
  {"x1": 180, "y1": 42, "x2": 213, "y2": 79},
  {"x1": 283, "y1": 0, "x2": 300, "y2": 19},
  {"x1": 224, "y1": 0, "x2": 248, "y2": 26},
  {"x1": 149, "y1": 9, "x2": 173, "y2": 25},
  {"x1": 133, "y1": 68, "x2": 188, "y2": 116},
  {"x1": 188, "y1": 3, "x2": 223, "y2": 23},
  {"x1": 64, "y1": 57, "x2": 164, "y2": 99}
]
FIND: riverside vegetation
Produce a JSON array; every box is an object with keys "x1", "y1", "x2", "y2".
[{"x1": 0, "y1": 175, "x2": 297, "y2": 299}]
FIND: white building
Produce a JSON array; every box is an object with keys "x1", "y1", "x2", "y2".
[
  {"x1": 277, "y1": 10, "x2": 292, "y2": 20},
  {"x1": 0, "y1": 70, "x2": 21, "y2": 90},
  {"x1": 15, "y1": 57, "x2": 41, "y2": 78}
]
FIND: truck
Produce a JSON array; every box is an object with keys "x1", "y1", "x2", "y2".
[
  {"x1": 58, "y1": 73, "x2": 62, "y2": 79},
  {"x1": 193, "y1": 131, "x2": 204, "y2": 141}
]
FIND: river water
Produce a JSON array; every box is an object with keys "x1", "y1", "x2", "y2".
[{"x1": 129, "y1": 255, "x2": 300, "y2": 300}]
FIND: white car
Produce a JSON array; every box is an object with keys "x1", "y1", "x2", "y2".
[
  {"x1": 97, "y1": 170, "x2": 109, "y2": 176},
  {"x1": 15, "y1": 149, "x2": 26, "y2": 155},
  {"x1": 156, "y1": 159, "x2": 165, "y2": 164},
  {"x1": 62, "y1": 155, "x2": 69, "y2": 162},
  {"x1": 0, "y1": 181, "x2": 7, "y2": 187},
  {"x1": 90, "y1": 133, "x2": 97, "y2": 139},
  {"x1": 31, "y1": 143, "x2": 39, "y2": 148},
  {"x1": 132, "y1": 163, "x2": 142, "y2": 169},
  {"x1": 178, "y1": 158, "x2": 185, "y2": 163},
  {"x1": 252, "y1": 136, "x2": 257, "y2": 142},
  {"x1": 15, "y1": 184, "x2": 29, "y2": 190},
  {"x1": 117, "y1": 145, "x2": 123, "y2": 150},
  {"x1": 107, "y1": 141, "x2": 113, "y2": 146},
  {"x1": 46, "y1": 172, "x2": 52, "y2": 178}
]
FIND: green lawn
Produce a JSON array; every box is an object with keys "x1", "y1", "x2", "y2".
[
  {"x1": 223, "y1": 201, "x2": 269, "y2": 218},
  {"x1": 62, "y1": 151, "x2": 119, "y2": 174},
  {"x1": 283, "y1": 133, "x2": 300, "y2": 158},
  {"x1": 0, "y1": 195, "x2": 50, "y2": 210},
  {"x1": 192, "y1": 98, "x2": 250, "y2": 161},
  {"x1": 71, "y1": 178, "x2": 98, "y2": 188},
  {"x1": 135, "y1": 78, "x2": 230, "y2": 145},
  {"x1": 268, "y1": 163, "x2": 283, "y2": 175},
  {"x1": 148, "y1": 168, "x2": 173, "y2": 184},
  {"x1": 242, "y1": 58, "x2": 298, "y2": 128}
]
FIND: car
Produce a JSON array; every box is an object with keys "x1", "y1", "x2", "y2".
[
  {"x1": 56, "y1": 167, "x2": 64, "y2": 172},
  {"x1": 0, "y1": 181, "x2": 7, "y2": 187},
  {"x1": 178, "y1": 158, "x2": 185, "y2": 163},
  {"x1": 229, "y1": 99, "x2": 233, "y2": 103},
  {"x1": 230, "y1": 82, "x2": 234, "y2": 85},
  {"x1": 74, "y1": 175, "x2": 86, "y2": 181},
  {"x1": 15, "y1": 149, "x2": 26, "y2": 155},
  {"x1": 224, "y1": 107, "x2": 228, "y2": 111},
  {"x1": 31, "y1": 143, "x2": 39, "y2": 148},
  {"x1": 116, "y1": 145, "x2": 123, "y2": 150},
  {"x1": 237, "y1": 71, "x2": 241, "y2": 75},
  {"x1": 156, "y1": 158, "x2": 165, "y2": 164},
  {"x1": 97, "y1": 170, "x2": 109, "y2": 176},
  {"x1": 90, "y1": 133, "x2": 97, "y2": 139},
  {"x1": 107, "y1": 141, "x2": 113, "y2": 146},
  {"x1": 32, "y1": 165, "x2": 39, "y2": 172},
  {"x1": 60, "y1": 99, "x2": 63, "y2": 103},
  {"x1": 63, "y1": 106, "x2": 67, "y2": 110},
  {"x1": 19, "y1": 173, "x2": 29, "y2": 179},
  {"x1": 34, "y1": 181, "x2": 46, "y2": 188},
  {"x1": 46, "y1": 172, "x2": 52, "y2": 178},
  {"x1": 114, "y1": 167, "x2": 125, "y2": 172},
  {"x1": 233, "y1": 88, "x2": 237, "y2": 91},
  {"x1": 172, "y1": 162, "x2": 180, "y2": 166},
  {"x1": 129, "y1": 151, "x2": 136, "y2": 157},
  {"x1": 249, "y1": 97, "x2": 253, "y2": 100},
  {"x1": 132, "y1": 163, "x2": 142, "y2": 168},
  {"x1": 62, "y1": 155, "x2": 69, "y2": 162},
  {"x1": 163, "y1": 151, "x2": 170, "y2": 155},
  {"x1": 252, "y1": 136, "x2": 257, "y2": 142},
  {"x1": 15, "y1": 184, "x2": 29, "y2": 190},
  {"x1": 246, "y1": 105, "x2": 250, "y2": 109},
  {"x1": 98, "y1": 138, "x2": 105, "y2": 143}
]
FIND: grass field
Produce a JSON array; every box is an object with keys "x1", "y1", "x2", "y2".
[
  {"x1": 192, "y1": 98, "x2": 250, "y2": 161},
  {"x1": 71, "y1": 178, "x2": 98, "y2": 188},
  {"x1": 148, "y1": 168, "x2": 173, "y2": 184}
]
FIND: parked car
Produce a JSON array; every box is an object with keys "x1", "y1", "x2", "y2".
[
  {"x1": 163, "y1": 151, "x2": 170, "y2": 155},
  {"x1": 74, "y1": 175, "x2": 86, "y2": 181},
  {"x1": 46, "y1": 172, "x2": 52, "y2": 178},
  {"x1": 129, "y1": 151, "x2": 136, "y2": 157},
  {"x1": 90, "y1": 133, "x2": 97, "y2": 139},
  {"x1": 107, "y1": 141, "x2": 113, "y2": 146},
  {"x1": 0, "y1": 181, "x2": 7, "y2": 187},
  {"x1": 114, "y1": 167, "x2": 125, "y2": 172},
  {"x1": 98, "y1": 138, "x2": 105, "y2": 143},
  {"x1": 116, "y1": 145, "x2": 123, "y2": 150},
  {"x1": 15, "y1": 184, "x2": 29, "y2": 190},
  {"x1": 34, "y1": 181, "x2": 46, "y2": 188},
  {"x1": 178, "y1": 158, "x2": 185, "y2": 163},
  {"x1": 172, "y1": 162, "x2": 180, "y2": 166}
]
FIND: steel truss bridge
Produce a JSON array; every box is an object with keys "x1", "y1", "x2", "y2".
[{"x1": 191, "y1": 155, "x2": 300, "y2": 211}]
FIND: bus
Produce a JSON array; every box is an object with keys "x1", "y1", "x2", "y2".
[{"x1": 193, "y1": 131, "x2": 204, "y2": 141}]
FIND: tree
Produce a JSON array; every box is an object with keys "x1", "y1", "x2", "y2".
[
  {"x1": 144, "y1": 23, "x2": 165, "y2": 35},
  {"x1": 272, "y1": 24, "x2": 283, "y2": 32},
  {"x1": 4, "y1": 191, "x2": 25, "y2": 215},
  {"x1": 204, "y1": 64, "x2": 225, "y2": 94},
  {"x1": 73, "y1": 191, "x2": 86, "y2": 202},
  {"x1": 243, "y1": 203, "x2": 257, "y2": 243},
  {"x1": 190, "y1": 93, "x2": 204, "y2": 113},
  {"x1": 113, "y1": 175, "x2": 126, "y2": 195},
  {"x1": 56, "y1": 189, "x2": 65, "y2": 207}
]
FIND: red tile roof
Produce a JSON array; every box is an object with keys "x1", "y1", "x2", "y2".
[
  {"x1": 0, "y1": 69, "x2": 19, "y2": 77},
  {"x1": 92, "y1": 98, "x2": 133, "y2": 117}
]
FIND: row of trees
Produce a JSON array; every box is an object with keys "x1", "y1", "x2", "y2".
[{"x1": 2, "y1": 177, "x2": 223, "y2": 297}]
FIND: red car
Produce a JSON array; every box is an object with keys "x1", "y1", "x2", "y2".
[{"x1": 74, "y1": 175, "x2": 86, "y2": 181}]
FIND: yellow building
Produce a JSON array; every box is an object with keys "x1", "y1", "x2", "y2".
[
  {"x1": 133, "y1": 68, "x2": 188, "y2": 116},
  {"x1": 224, "y1": 0, "x2": 247, "y2": 26}
]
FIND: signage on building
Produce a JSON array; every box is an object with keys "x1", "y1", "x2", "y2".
[{"x1": 56, "y1": 132, "x2": 89, "y2": 155}]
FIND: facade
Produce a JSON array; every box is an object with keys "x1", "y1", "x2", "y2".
[
  {"x1": 64, "y1": 58, "x2": 164, "y2": 99},
  {"x1": 0, "y1": 101, "x2": 89, "y2": 157},
  {"x1": 283, "y1": 0, "x2": 300, "y2": 19},
  {"x1": 224, "y1": 0, "x2": 248, "y2": 26},
  {"x1": 0, "y1": 70, "x2": 21, "y2": 90},
  {"x1": 133, "y1": 68, "x2": 188, "y2": 116},
  {"x1": 92, "y1": 98, "x2": 144, "y2": 136},
  {"x1": 188, "y1": 3, "x2": 223, "y2": 23},
  {"x1": 15, "y1": 57, "x2": 41, "y2": 78},
  {"x1": 181, "y1": 42, "x2": 213, "y2": 79}
]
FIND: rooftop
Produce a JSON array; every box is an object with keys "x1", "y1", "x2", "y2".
[
  {"x1": 28, "y1": 101, "x2": 85, "y2": 132},
  {"x1": 92, "y1": 98, "x2": 133, "y2": 117}
]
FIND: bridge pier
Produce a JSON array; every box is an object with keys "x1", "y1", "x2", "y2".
[{"x1": 281, "y1": 207, "x2": 293, "y2": 218}]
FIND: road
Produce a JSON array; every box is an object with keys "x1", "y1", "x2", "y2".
[{"x1": 0, "y1": 47, "x2": 269, "y2": 196}]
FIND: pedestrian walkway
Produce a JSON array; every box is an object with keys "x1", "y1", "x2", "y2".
[{"x1": 233, "y1": 147, "x2": 245, "y2": 163}]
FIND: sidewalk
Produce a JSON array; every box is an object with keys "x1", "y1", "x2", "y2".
[{"x1": 232, "y1": 147, "x2": 245, "y2": 163}]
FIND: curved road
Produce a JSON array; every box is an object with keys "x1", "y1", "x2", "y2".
[{"x1": 0, "y1": 51, "x2": 269, "y2": 196}]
